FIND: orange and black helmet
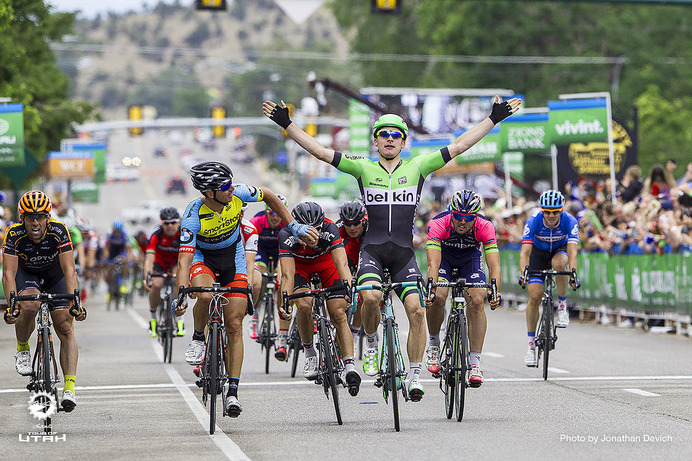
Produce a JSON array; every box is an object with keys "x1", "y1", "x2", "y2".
[{"x1": 18, "y1": 190, "x2": 52, "y2": 216}]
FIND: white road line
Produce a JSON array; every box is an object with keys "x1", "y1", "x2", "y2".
[
  {"x1": 483, "y1": 352, "x2": 505, "y2": 358},
  {"x1": 623, "y1": 388, "x2": 660, "y2": 397},
  {"x1": 129, "y1": 309, "x2": 251, "y2": 461},
  {"x1": 547, "y1": 367, "x2": 571, "y2": 374}
]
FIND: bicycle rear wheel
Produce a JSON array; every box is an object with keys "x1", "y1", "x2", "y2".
[
  {"x1": 454, "y1": 316, "x2": 469, "y2": 422},
  {"x1": 208, "y1": 323, "x2": 220, "y2": 434},
  {"x1": 385, "y1": 317, "x2": 400, "y2": 432},
  {"x1": 319, "y1": 319, "x2": 342, "y2": 425}
]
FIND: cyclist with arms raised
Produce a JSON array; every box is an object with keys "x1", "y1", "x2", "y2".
[
  {"x1": 264, "y1": 96, "x2": 521, "y2": 400},
  {"x1": 425, "y1": 190, "x2": 502, "y2": 387},
  {"x1": 278, "y1": 202, "x2": 360, "y2": 395},
  {"x1": 144, "y1": 207, "x2": 183, "y2": 336},
  {"x1": 176, "y1": 162, "x2": 317, "y2": 417},
  {"x1": 2, "y1": 191, "x2": 87, "y2": 412},
  {"x1": 519, "y1": 190, "x2": 581, "y2": 367}
]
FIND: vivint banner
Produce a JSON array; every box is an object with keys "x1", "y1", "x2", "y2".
[
  {"x1": 0, "y1": 103, "x2": 25, "y2": 167},
  {"x1": 547, "y1": 97, "x2": 609, "y2": 145}
]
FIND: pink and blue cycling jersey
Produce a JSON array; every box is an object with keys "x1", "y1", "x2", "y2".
[{"x1": 426, "y1": 211, "x2": 499, "y2": 263}]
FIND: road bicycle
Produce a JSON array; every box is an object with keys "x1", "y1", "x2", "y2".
[
  {"x1": 256, "y1": 257, "x2": 278, "y2": 374},
  {"x1": 286, "y1": 311, "x2": 303, "y2": 378},
  {"x1": 522, "y1": 266, "x2": 578, "y2": 380},
  {"x1": 8, "y1": 290, "x2": 84, "y2": 434},
  {"x1": 149, "y1": 272, "x2": 177, "y2": 363},
  {"x1": 106, "y1": 256, "x2": 128, "y2": 311},
  {"x1": 177, "y1": 283, "x2": 252, "y2": 434},
  {"x1": 283, "y1": 276, "x2": 348, "y2": 425},
  {"x1": 351, "y1": 272, "x2": 426, "y2": 432},
  {"x1": 427, "y1": 273, "x2": 497, "y2": 421}
]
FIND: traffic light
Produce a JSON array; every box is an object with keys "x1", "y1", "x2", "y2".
[
  {"x1": 211, "y1": 106, "x2": 226, "y2": 138},
  {"x1": 128, "y1": 105, "x2": 142, "y2": 136},
  {"x1": 195, "y1": 0, "x2": 227, "y2": 11},
  {"x1": 372, "y1": 0, "x2": 401, "y2": 14}
]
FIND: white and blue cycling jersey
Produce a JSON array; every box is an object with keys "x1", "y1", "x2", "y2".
[{"x1": 522, "y1": 211, "x2": 579, "y2": 253}]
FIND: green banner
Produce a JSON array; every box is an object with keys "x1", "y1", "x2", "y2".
[
  {"x1": 500, "y1": 112, "x2": 550, "y2": 153},
  {"x1": 310, "y1": 177, "x2": 338, "y2": 197},
  {"x1": 0, "y1": 103, "x2": 25, "y2": 167},
  {"x1": 548, "y1": 98, "x2": 608, "y2": 145},
  {"x1": 348, "y1": 100, "x2": 371, "y2": 157},
  {"x1": 69, "y1": 142, "x2": 107, "y2": 184},
  {"x1": 72, "y1": 181, "x2": 99, "y2": 203}
]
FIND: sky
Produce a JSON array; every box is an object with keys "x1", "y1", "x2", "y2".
[{"x1": 47, "y1": 1, "x2": 192, "y2": 18}]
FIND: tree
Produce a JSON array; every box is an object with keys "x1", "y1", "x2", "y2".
[{"x1": 0, "y1": 0, "x2": 96, "y2": 188}]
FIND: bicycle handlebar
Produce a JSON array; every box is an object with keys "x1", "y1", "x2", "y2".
[
  {"x1": 177, "y1": 284, "x2": 254, "y2": 315},
  {"x1": 8, "y1": 289, "x2": 84, "y2": 319},
  {"x1": 282, "y1": 279, "x2": 350, "y2": 312},
  {"x1": 350, "y1": 277, "x2": 426, "y2": 312},
  {"x1": 522, "y1": 266, "x2": 579, "y2": 291},
  {"x1": 427, "y1": 277, "x2": 499, "y2": 306}
]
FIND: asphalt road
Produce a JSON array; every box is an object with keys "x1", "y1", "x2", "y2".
[{"x1": 0, "y1": 290, "x2": 690, "y2": 460}]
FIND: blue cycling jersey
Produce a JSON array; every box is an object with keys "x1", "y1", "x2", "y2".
[{"x1": 522, "y1": 211, "x2": 579, "y2": 252}]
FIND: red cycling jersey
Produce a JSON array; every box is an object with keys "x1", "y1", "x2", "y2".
[{"x1": 146, "y1": 225, "x2": 180, "y2": 273}]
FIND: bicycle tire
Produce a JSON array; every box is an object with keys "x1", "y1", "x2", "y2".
[
  {"x1": 455, "y1": 315, "x2": 469, "y2": 422},
  {"x1": 289, "y1": 319, "x2": 301, "y2": 378},
  {"x1": 165, "y1": 295, "x2": 175, "y2": 363},
  {"x1": 442, "y1": 317, "x2": 455, "y2": 419},
  {"x1": 38, "y1": 327, "x2": 53, "y2": 433},
  {"x1": 319, "y1": 318, "x2": 342, "y2": 425},
  {"x1": 209, "y1": 323, "x2": 219, "y2": 434},
  {"x1": 263, "y1": 295, "x2": 275, "y2": 374},
  {"x1": 385, "y1": 317, "x2": 400, "y2": 432},
  {"x1": 542, "y1": 299, "x2": 552, "y2": 381}
]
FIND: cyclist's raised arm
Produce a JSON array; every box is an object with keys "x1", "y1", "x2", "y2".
[
  {"x1": 262, "y1": 187, "x2": 294, "y2": 225},
  {"x1": 263, "y1": 100, "x2": 336, "y2": 164},
  {"x1": 447, "y1": 96, "x2": 522, "y2": 160}
]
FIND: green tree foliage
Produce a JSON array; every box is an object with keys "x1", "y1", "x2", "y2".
[{"x1": 0, "y1": 0, "x2": 96, "y2": 188}]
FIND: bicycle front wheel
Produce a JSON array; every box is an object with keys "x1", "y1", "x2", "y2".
[
  {"x1": 385, "y1": 317, "x2": 400, "y2": 432},
  {"x1": 454, "y1": 316, "x2": 469, "y2": 422},
  {"x1": 319, "y1": 319, "x2": 342, "y2": 425},
  {"x1": 542, "y1": 301, "x2": 552, "y2": 381},
  {"x1": 208, "y1": 323, "x2": 220, "y2": 434},
  {"x1": 262, "y1": 296, "x2": 275, "y2": 374},
  {"x1": 442, "y1": 318, "x2": 456, "y2": 419},
  {"x1": 38, "y1": 327, "x2": 54, "y2": 434},
  {"x1": 289, "y1": 319, "x2": 301, "y2": 378}
]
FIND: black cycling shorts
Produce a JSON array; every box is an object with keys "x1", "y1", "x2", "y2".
[{"x1": 357, "y1": 242, "x2": 421, "y2": 300}]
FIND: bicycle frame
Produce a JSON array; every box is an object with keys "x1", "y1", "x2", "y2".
[
  {"x1": 10, "y1": 290, "x2": 80, "y2": 434},
  {"x1": 351, "y1": 274, "x2": 425, "y2": 432},
  {"x1": 179, "y1": 283, "x2": 251, "y2": 434},
  {"x1": 428, "y1": 275, "x2": 497, "y2": 421},
  {"x1": 257, "y1": 258, "x2": 278, "y2": 374},
  {"x1": 283, "y1": 276, "x2": 348, "y2": 425}
]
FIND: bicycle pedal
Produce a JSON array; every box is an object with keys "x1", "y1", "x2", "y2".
[
  {"x1": 195, "y1": 379, "x2": 203, "y2": 388},
  {"x1": 431, "y1": 371, "x2": 440, "y2": 379},
  {"x1": 374, "y1": 378, "x2": 383, "y2": 388}
]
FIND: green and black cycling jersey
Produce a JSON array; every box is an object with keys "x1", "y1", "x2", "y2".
[{"x1": 331, "y1": 147, "x2": 451, "y2": 249}]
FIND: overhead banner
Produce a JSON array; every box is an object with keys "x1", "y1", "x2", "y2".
[
  {"x1": 556, "y1": 118, "x2": 637, "y2": 184},
  {"x1": 0, "y1": 103, "x2": 25, "y2": 167},
  {"x1": 46, "y1": 151, "x2": 95, "y2": 180},
  {"x1": 500, "y1": 112, "x2": 550, "y2": 153},
  {"x1": 62, "y1": 141, "x2": 107, "y2": 184},
  {"x1": 348, "y1": 100, "x2": 371, "y2": 158},
  {"x1": 547, "y1": 98, "x2": 608, "y2": 144}
]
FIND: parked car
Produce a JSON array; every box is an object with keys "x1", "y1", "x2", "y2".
[
  {"x1": 106, "y1": 164, "x2": 140, "y2": 182},
  {"x1": 154, "y1": 146, "x2": 168, "y2": 158},
  {"x1": 166, "y1": 176, "x2": 187, "y2": 195},
  {"x1": 122, "y1": 200, "x2": 165, "y2": 225}
]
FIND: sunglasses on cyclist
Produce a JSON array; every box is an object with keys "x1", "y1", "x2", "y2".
[
  {"x1": 25, "y1": 213, "x2": 49, "y2": 222},
  {"x1": 451, "y1": 211, "x2": 476, "y2": 222},
  {"x1": 542, "y1": 208, "x2": 563, "y2": 216},
  {"x1": 162, "y1": 220, "x2": 179, "y2": 225},
  {"x1": 219, "y1": 180, "x2": 233, "y2": 192},
  {"x1": 376, "y1": 129, "x2": 404, "y2": 140},
  {"x1": 343, "y1": 220, "x2": 362, "y2": 227}
]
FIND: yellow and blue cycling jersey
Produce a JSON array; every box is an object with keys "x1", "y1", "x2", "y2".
[{"x1": 179, "y1": 184, "x2": 263, "y2": 274}]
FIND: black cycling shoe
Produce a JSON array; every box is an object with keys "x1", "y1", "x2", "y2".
[{"x1": 345, "y1": 370, "x2": 361, "y2": 397}]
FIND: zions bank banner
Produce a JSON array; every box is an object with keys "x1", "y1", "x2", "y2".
[
  {"x1": 499, "y1": 112, "x2": 550, "y2": 153},
  {"x1": 547, "y1": 98, "x2": 608, "y2": 145},
  {"x1": 0, "y1": 103, "x2": 25, "y2": 166}
]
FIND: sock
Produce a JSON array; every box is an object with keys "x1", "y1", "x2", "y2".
[
  {"x1": 365, "y1": 332, "x2": 378, "y2": 350},
  {"x1": 410, "y1": 362, "x2": 422, "y2": 380},
  {"x1": 470, "y1": 352, "x2": 482, "y2": 368},
  {"x1": 17, "y1": 340, "x2": 30, "y2": 352},
  {"x1": 192, "y1": 329, "x2": 205, "y2": 342},
  {"x1": 350, "y1": 324, "x2": 360, "y2": 341},
  {"x1": 528, "y1": 332, "x2": 536, "y2": 349},
  {"x1": 227, "y1": 377, "x2": 239, "y2": 398},
  {"x1": 149, "y1": 310, "x2": 157, "y2": 320},
  {"x1": 64, "y1": 375, "x2": 76, "y2": 394},
  {"x1": 343, "y1": 356, "x2": 356, "y2": 373},
  {"x1": 558, "y1": 296, "x2": 567, "y2": 310},
  {"x1": 176, "y1": 315, "x2": 184, "y2": 323},
  {"x1": 278, "y1": 329, "x2": 288, "y2": 347},
  {"x1": 429, "y1": 333, "x2": 440, "y2": 347},
  {"x1": 303, "y1": 342, "x2": 316, "y2": 358}
]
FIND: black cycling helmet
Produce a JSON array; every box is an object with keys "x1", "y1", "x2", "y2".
[
  {"x1": 190, "y1": 161, "x2": 233, "y2": 192},
  {"x1": 291, "y1": 202, "x2": 325, "y2": 228},
  {"x1": 450, "y1": 190, "x2": 482, "y2": 214},
  {"x1": 160, "y1": 207, "x2": 180, "y2": 221},
  {"x1": 339, "y1": 200, "x2": 366, "y2": 221}
]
